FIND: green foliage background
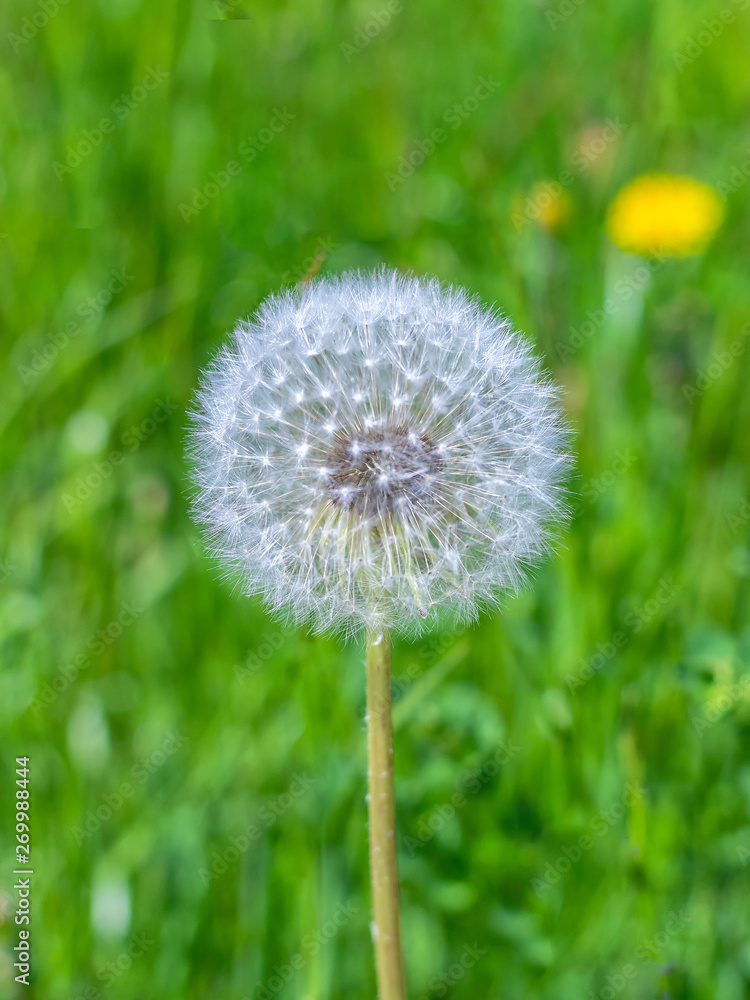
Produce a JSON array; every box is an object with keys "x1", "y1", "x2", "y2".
[{"x1": 1, "y1": 0, "x2": 750, "y2": 997}]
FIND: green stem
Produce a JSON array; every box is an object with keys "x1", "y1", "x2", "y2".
[{"x1": 366, "y1": 628, "x2": 407, "y2": 1000}]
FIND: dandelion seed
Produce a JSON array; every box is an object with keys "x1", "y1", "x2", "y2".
[{"x1": 189, "y1": 268, "x2": 571, "y2": 638}]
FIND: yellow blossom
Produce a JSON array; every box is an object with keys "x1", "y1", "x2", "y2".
[
  {"x1": 532, "y1": 181, "x2": 571, "y2": 231},
  {"x1": 513, "y1": 180, "x2": 571, "y2": 233},
  {"x1": 606, "y1": 173, "x2": 723, "y2": 257}
]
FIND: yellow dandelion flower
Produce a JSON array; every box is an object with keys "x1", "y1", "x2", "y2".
[
  {"x1": 512, "y1": 180, "x2": 571, "y2": 233},
  {"x1": 606, "y1": 173, "x2": 723, "y2": 257},
  {"x1": 530, "y1": 180, "x2": 572, "y2": 231}
]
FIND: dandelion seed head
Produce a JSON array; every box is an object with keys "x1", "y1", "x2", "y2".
[{"x1": 189, "y1": 269, "x2": 571, "y2": 638}]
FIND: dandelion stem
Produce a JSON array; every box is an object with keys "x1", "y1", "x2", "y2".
[{"x1": 366, "y1": 628, "x2": 407, "y2": 1000}]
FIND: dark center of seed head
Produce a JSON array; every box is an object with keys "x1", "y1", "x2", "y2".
[{"x1": 324, "y1": 426, "x2": 443, "y2": 515}]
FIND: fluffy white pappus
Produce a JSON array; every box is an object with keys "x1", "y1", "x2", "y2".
[{"x1": 189, "y1": 268, "x2": 571, "y2": 638}]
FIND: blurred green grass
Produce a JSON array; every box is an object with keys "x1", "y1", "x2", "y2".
[{"x1": 1, "y1": 0, "x2": 750, "y2": 997}]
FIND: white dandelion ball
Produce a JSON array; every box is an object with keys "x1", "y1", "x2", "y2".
[{"x1": 190, "y1": 269, "x2": 571, "y2": 637}]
